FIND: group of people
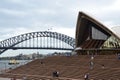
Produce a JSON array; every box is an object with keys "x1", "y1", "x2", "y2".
[
  {"x1": 10, "y1": 77, "x2": 16, "y2": 80},
  {"x1": 84, "y1": 73, "x2": 89, "y2": 80},
  {"x1": 52, "y1": 71, "x2": 59, "y2": 77}
]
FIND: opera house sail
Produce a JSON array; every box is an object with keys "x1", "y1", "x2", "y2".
[{"x1": 75, "y1": 12, "x2": 120, "y2": 54}]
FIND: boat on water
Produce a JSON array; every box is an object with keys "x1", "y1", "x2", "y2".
[{"x1": 8, "y1": 59, "x2": 19, "y2": 65}]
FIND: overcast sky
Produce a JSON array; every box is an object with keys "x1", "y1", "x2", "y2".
[{"x1": 0, "y1": 0, "x2": 120, "y2": 56}]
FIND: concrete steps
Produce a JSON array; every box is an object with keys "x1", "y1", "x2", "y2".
[{"x1": 0, "y1": 55, "x2": 120, "y2": 79}]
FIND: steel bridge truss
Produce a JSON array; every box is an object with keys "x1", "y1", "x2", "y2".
[{"x1": 0, "y1": 31, "x2": 75, "y2": 54}]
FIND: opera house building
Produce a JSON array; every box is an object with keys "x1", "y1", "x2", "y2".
[{"x1": 75, "y1": 12, "x2": 120, "y2": 54}]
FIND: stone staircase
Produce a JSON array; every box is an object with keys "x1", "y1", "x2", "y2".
[{"x1": 0, "y1": 55, "x2": 120, "y2": 80}]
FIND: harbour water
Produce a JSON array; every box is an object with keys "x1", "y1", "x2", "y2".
[{"x1": 0, "y1": 60, "x2": 32, "y2": 71}]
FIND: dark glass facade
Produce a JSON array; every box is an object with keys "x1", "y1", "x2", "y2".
[{"x1": 91, "y1": 26, "x2": 109, "y2": 40}]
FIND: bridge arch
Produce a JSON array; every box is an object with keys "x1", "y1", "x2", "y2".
[{"x1": 0, "y1": 31, "x2": 75, "y2": 54}]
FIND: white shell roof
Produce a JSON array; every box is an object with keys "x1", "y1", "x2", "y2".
[{"x1": 111, "y1": 26, "x2": 120, "y2": 38}]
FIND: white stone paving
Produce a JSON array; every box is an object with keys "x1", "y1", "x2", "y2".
[{"x1": 0, "y1": 77, "x2": 21, "y2": 80}]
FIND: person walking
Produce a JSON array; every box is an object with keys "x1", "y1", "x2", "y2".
[{"x1": 90, "y1": 61, "x2": 94, "y2": 69}]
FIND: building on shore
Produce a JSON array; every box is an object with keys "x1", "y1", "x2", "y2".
[{"x1": 75, "y1": 12, "x2": 120, "y2": 55}]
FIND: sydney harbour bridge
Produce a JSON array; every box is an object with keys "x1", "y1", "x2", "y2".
[{"x1": 0, "y1": 31, "x2": 75, "y2": 54}]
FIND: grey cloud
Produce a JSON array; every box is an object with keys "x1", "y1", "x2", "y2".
[{"x1": 0, "y1": 0, "x2": 120, "y2": 39}]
